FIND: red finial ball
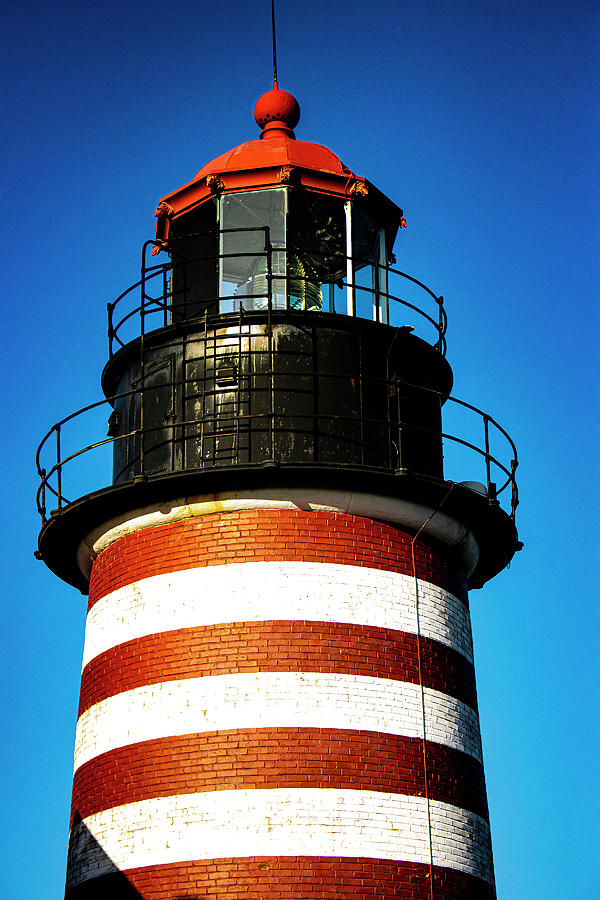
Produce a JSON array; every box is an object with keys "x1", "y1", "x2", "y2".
[{"x1": 254, "y1": 88, "x2": 300, "y2": 134}]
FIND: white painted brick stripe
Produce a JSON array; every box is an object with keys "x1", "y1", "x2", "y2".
[
  {"x1": 66, "y1": 789, "x2": 494, "y2": 888},
  {"x1": 74, "y1": 671, "x2": 482, "y2": 773},
  {"x1": 82, "y1": 562, "x2": 473, "y2": 669}
]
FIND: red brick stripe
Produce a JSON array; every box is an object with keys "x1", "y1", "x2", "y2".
[
  {"x1": 78, "y1": 621, "x2": 477, "y2": 717},
  {"x1": 65, "y1": 856, "x2": 495, "y2": 899},
  {"x1": 71, "y1": 728, "x2": 489, "y2": 823},
  {"x1": 88, "y1": 510, "x2": 467, "y2": 609}
]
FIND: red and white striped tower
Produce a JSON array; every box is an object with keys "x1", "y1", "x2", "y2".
[{"x1": 37, "y1": 87, "x2": 520, "y2": 900}]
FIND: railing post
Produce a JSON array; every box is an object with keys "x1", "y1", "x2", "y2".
[
  {"x1": 483, "y1": 414, "x2": 495, "y2": 500},
  {"x1": 139, "y1": 288, "x2": 146, "y2": 477},
  {"x1": 107, "y1": 302, "x2": 114, "y2": 357},
  {"x1": 199, "y1": 309, "x2": 208, "y2": 467},
  {"x1": 438, "y1": 295, "x2": 444, "y2": 351},
  {"x1": 511, "y1": 458, "x2": 519, "y2": 519},
  {"x1": 235, "y1": 305, "x2": 243, "y2": 462},
  {"x1": 40, "y1": 468, "x2": 47, "y2": 524},
  {"x1": 162, "y1": 265, "x2": 169, "y2": 327},
  {"x1": 55, "y1": 426, "x2": 62, "y2": 509}
]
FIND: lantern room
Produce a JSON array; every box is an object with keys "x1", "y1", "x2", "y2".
[{"x1": 153, "y1": 87, "x2": 403, "y2": 322}]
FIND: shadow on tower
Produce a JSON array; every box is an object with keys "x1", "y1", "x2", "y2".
[{"x1": 65, "y1": 813, "x2": 205, "y2": 899}]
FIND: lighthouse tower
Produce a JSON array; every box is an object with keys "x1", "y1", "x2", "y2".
[{"x1": 36, "y1": 87, "x2": 520, "y2": 899}]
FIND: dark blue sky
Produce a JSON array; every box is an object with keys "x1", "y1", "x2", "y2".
[{"x1": 3, "y1": 1, "x2": 598, "y2": 896}]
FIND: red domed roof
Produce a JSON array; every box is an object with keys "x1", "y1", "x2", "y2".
[{"x1": 192, "y1": 131, "x2": 354, "y2": 183}]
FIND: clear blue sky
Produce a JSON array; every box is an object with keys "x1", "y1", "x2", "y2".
[{"x1": 2, "y1": 1, "x2": 598, "y2": 896}]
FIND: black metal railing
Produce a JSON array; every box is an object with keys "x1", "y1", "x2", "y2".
[
  {"x1": 106, "y1": 229, "x2": 447, "y2": 357},
  {"x1": 36, "y1": 375, "x2": 518, "y2": 527}
]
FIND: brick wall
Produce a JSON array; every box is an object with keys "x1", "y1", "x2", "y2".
[
  {"x1": 66, "y1": 508, "x2": 494, "y2": 899},
  {"x1": 88, "y1": 510, "x2": 467, "y2": 607},
  {"x1": 67, "y1": 858, "x2": 496, "y2": 899}
]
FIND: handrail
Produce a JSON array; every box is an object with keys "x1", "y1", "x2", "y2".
[
  {"x1": 106, "y1": 229, "x2": 448, "y2": 357},
  {"x1": 35, "y1": 374, "x2": 518, "y2": 527}
]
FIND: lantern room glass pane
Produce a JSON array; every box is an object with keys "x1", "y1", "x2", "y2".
[
  {"x1": 219, "y1": 189, "x2": 287, "y2": 311},
  {"x1": 169, "y1": 198, "x2": 218, "y2": 322},
  {"x1": 352, "y1": 206, "x2": 382, "y2": 321},
  {"x1": 287, "y1": 193, "x2": 346, "y2": 311}
]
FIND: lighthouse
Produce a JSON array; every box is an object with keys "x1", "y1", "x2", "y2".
[{"x1": 36, "y1": 85, "x2": 520, "y2": 899}]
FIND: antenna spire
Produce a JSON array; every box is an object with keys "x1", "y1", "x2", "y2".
[{"x1": 271, "y1": 0, "x2": 278, "y2": 88}]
